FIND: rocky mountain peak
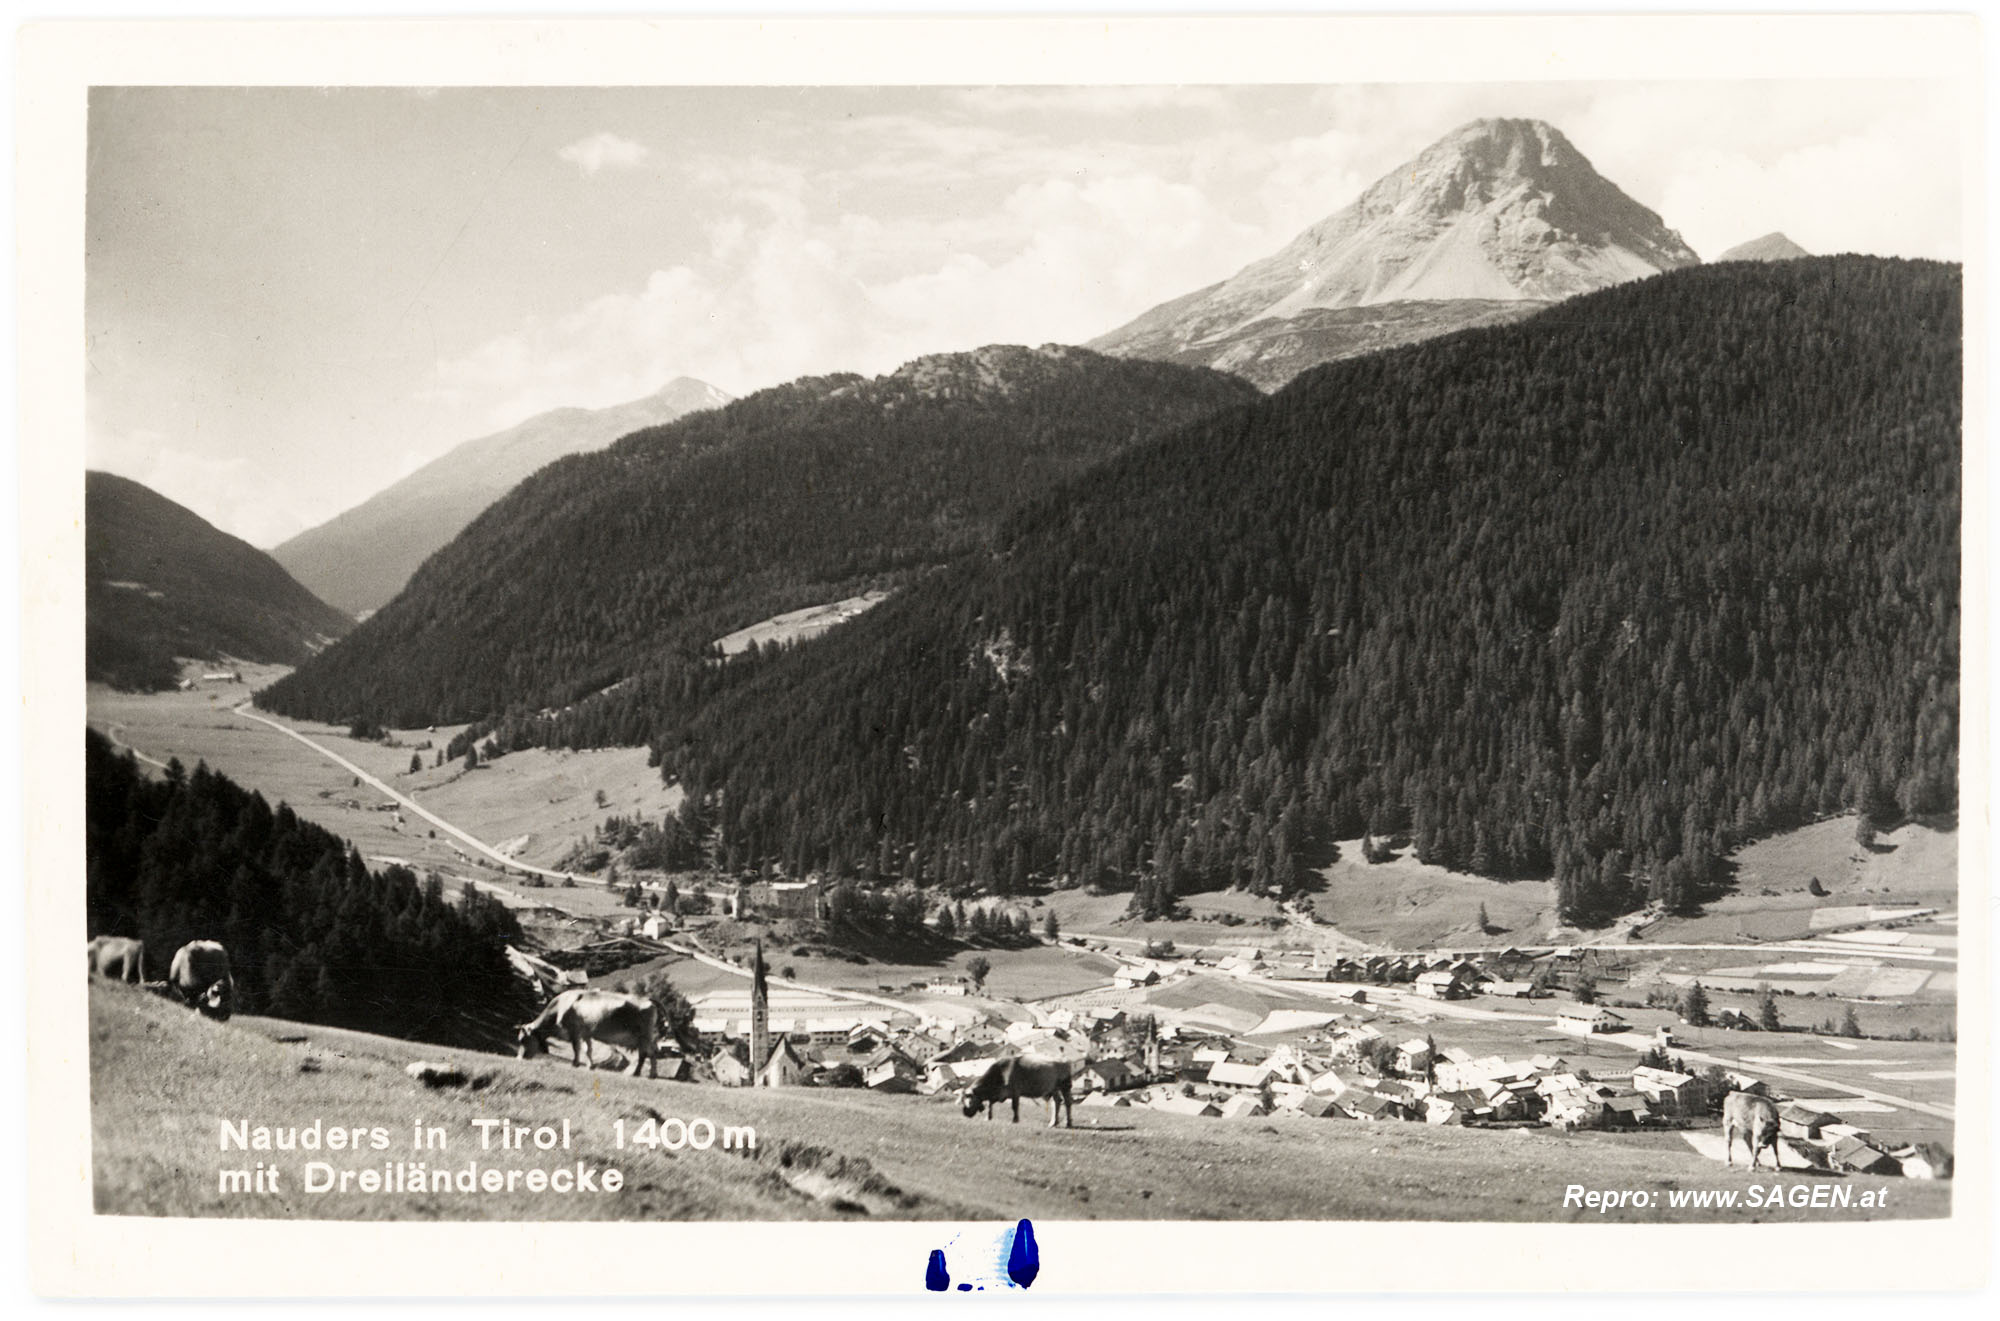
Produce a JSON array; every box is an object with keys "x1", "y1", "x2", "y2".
[
  {"x1": 1090, "y1": 117, "x2": 1701, "y2": 384},
  {"x1": 1718, "y1": 232, "x2": 1811, "y2": 262}
]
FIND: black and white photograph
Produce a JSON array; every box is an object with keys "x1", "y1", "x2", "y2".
[{"x1": 18, "y1": 11, "x2": 1985, "y2": 1297}]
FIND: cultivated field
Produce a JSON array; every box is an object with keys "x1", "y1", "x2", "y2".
[
  {"x1": 87, "y1": 665, "x2": 682, "y2": 879},
  {"x1": 89, "y1": 982, "x2": 1945, "y2": 1222}
]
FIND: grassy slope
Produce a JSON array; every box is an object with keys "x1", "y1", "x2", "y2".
[
  {"x1": 90, "y1": 983, "x2": 1945, "y2": 1223},
  {"x1": 1642, "y1": 817, "x2": 1957, "y2": 943},
  {"x1": 86, "y1": 667, "x2": 680, "y2": 879}
]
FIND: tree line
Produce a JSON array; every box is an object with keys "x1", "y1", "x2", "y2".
[{"x1": 86, "y1": 728, "x2": 535, "y2": 1047}]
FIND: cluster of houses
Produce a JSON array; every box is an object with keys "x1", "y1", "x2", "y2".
[
  {"x1": 1047, "y1": 1016, "x2": 1707, "y2": 1130},
  {"x1": 1765, "y1": 1099, "x2": 1951, "y2": 1179},
  {"x1": 1311, "y1": 946, "x2": 1605, "y2": 999}
]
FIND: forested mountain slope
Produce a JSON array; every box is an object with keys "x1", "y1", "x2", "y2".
[
  {"x1": 86, "y1": 729, "x2": 531, "y2": 1046},
  {"x1": 86, "y1": 471, "x2": 352, "y2": 691},
  {"x1": 660, "y1": 258, "x2": 1959, "y2": 924},
  {"x1": 258, "y1": 346, "x2": 1258, "y2": 728}
]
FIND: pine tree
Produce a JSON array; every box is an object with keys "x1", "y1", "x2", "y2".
[
  {"x1": 1839, "y1": 1004, "x2": 1863, "y2": 1038},
  {"x1": 966, "y1": 956, "x2": 991, "y2": 992},
  {"x1": 1680, "y1": 981, "x2": 1712, "y2": 1028},
  {"x1": 1757, "y1": 985, "x2": 1782, "y2": 1031},
  {"x1": 1043, "y1": 910, "x2": 1060, "y2": 942}
]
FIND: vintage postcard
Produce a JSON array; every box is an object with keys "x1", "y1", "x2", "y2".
[{"x1": 18, "y1": 11, "x2": 1988, "y2": 1296}]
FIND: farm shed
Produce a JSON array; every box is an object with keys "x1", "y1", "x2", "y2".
[{"x1": 1779, "y1": 1104, "x2": 1837, "y2": 1142}]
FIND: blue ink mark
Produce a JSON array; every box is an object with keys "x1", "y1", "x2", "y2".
[
  {"x1": 1006, "y1": 1218, "x2": 1040, "y2": 1289},
  {"x1": 925, "y1": 1249, "x2": 950, "y2": 1292},
  {"x1": 957, "y1": 1284, "x2": 972, "y2": 1292}
]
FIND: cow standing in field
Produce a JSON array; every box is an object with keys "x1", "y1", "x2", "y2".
[
  {"x1": 168, "y1": 940, "x2": 236, "y2": 1020},
  {"x1": 515, "y1": 989, "x2": 661, "y2": 1079},
  {"x1": 961, "y1": 1056, "x2": 1073, "y2": 1128},
  {"x1": 1723, "y1": 1090, "x2": 1782, "y2": 1170},
  {"x1": 87, "y1": 935, "x2": 145, "y2": 983}
]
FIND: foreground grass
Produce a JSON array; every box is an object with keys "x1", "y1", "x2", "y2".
[{"x1": 90, "y1": 983, "x2": 1947, "y2": 1223}]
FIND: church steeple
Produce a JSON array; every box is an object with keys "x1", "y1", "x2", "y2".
[{"x1": 750, "y1": 938, "x2": 771, "y2": 1085}]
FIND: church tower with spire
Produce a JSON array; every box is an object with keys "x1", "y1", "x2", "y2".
[{"x1": 749, "y1": 937, "x2": 770, "y2": 1086}]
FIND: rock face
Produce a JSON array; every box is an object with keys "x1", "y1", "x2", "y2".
[
  {"x1": 1718, "y1": 232, "x2": 1811, "y2": 262},
  {"x1": 1093, "y1": 118, "x2": 1701, "y2": 389},
  {"x1": 272, "y1": 377, "x2": 732, "y2": 617}
]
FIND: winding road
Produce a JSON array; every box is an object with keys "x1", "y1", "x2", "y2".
[{"x1": 227, "y1": 702, "x2": 579, "y2": 884}]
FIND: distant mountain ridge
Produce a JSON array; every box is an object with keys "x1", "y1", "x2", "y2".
[
  {"x1": 1719, "y1": 232, "x2": 1811, "y2": 262},
  {"x1": 258, "y1": 345, "x2": 1258, "y2": 729},
  {"x1": 87, "y1": 471, "x2": 352, "y2": 691},
  {"x1": 1093, "y1": 117, "x2": 1701, "y2": 388},
  {"x1": 272, "y1": 377, "x2": 732, "y2": 616}
]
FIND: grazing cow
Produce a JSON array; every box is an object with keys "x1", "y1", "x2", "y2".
[
  {"x1": 515, "y1": 989, "x2": 660, "y2": 1079},
  {"x1": 86, "y1": 935, "x2": 145, "y2": 983},
  {"x1": 168, "y1": 940, "x2": 235, "y2": 1020},
  {"x1": 960, "y1": 1056, "x2": 1073, "y2": 1128},
  {"x1": 1723, "y1": 1089, "x2": 1782, "y2": 1170}
]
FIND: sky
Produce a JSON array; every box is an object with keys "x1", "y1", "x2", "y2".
[{"x1": 85, "y1": 79, "x2": 1965, "y2": 548}]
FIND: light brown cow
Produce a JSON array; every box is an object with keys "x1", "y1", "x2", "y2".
[
  {"x1": 516, "y1": 989, "x2": 660, "y2": 1078},
  {"x1": 168, "y1": 940, "x2": 236, "y2": 1020},
  {"x1": 87, "y1": 935, "x2": 145, "y2": 983},
  {"x1": 1723, "y1": 1089, "x2": 1782, "y2": 1170}
]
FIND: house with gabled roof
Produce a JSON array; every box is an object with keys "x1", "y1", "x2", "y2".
[
  {"x1": 1219, "y1": 1095, "x2": 1268, "y2": 1119},
  {"x1": 1829, "y1": 1135, "x2": 1899, "y2": 1175},
  {"x1": 1207, "y1": 1061, "x2": 1277, "y2": 1090},
  {"x1": 1346, "y1": 1092, "x2": 1413, "y2": 1122},
  {"x1": 1630, "y1": 1065, "x2": 1702, "y2": 1113},
  {"x1": 1553, "y1": 1004, "x2": 1625, "y2": 1036},
  {"x1": 1415, "y1": 969, "x2": 1467, "y2": 1000},
  {"x1": 1779, "y1": 1103, "x2": 1837, "y2": 1142},
  {"x1": 1298, "y1": 1093, "x2": 1346, "y2": 1119},
  {"x1": 1081, "y1": 1057, "x2": 1138, "y2": 1093}
]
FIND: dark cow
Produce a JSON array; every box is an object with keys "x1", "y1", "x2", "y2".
[
  {"x1": 87, "y1": 935, "x2": 145, "y2": 983},
  {"x1": 1723, "y1": 1089, "x2": 1782, "y2": 1170},
  {"x1": 516, "y1": 989, "x2": 660, "y2": 1079},
  {"x1": 960, "y1": 1056, "x2": 1073, "y2": 1128},
  {"x1": 168, "y1": 940, "x2": 235, "y2": 1020}
]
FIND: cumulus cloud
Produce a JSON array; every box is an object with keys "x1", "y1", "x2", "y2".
[
  {"x1": 431, "y1": 82, "x2": 1963, "y2": 434},
  {"x1": 557, "y1": 131, "x2": 650, "y2": 176},
  {"x1": 427, "y1": 150, "x2": 1284, "y2": 428}
]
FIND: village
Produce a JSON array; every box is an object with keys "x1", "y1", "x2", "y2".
[{"x1": 505, "y1": 904, "x2": 1956, "y2": 1185}]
